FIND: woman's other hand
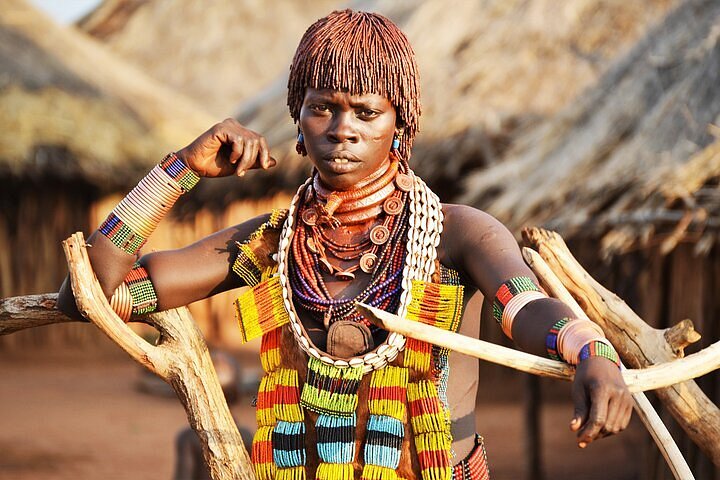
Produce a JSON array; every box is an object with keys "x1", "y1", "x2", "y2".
[
  {"x1": 570, "y1": 357, "x2": 634, "y2": 448},
  {"x1": 176, "y1": 118, "x2": 277, "y2": 178}
]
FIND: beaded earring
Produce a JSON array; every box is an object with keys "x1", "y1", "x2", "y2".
[
  {"x1": 392, "y1": 129, "x2": 403, "y2": 152},
  {"x1": 296, "y1": 131, "x2": 307, "y2": 156}
]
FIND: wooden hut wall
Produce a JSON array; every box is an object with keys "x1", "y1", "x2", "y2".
[{"x1": 0, "y1": 187, "x2": 291, "y2": 352}]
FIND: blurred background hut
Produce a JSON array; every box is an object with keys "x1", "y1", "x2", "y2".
[{"x1": 6, "y1": 0, "x2": 720, "y2": 478}]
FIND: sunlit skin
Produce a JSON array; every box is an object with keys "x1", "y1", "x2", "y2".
[
  {"x1": 58, "y1": 88, "x2": 633, "y2": 465},
  {"x1": 299, "y1": 88, "x2": 397, "y2": 191}
]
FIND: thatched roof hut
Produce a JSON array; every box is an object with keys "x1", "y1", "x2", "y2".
[
  {"x1": 77, "y1": 0, "x2": 345, "y2": 117},
  {"x1": 0, "y1": 0, "x2": 217, "y2": 347},
  {"x1": 460, "y1": 1, "x2": 720, "y2": 476},
  {"x1": 78, "y1": 0, "x2": 676, "y2": 204},
  {"x1": 460, "y1": 0, "x2": 720, "y2": 257}
]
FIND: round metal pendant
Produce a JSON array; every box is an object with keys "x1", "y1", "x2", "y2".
[
  {"x1": 306, "y1": 237, "x2": 319, "y2": 253},
  {"x1": 370, "y1": 225, "x2": 390, "y2": 245},
  {"x1": 335, "y1": 270, "x2": 356, "y2": 281},
  {"x1": 383, "y1": 196, "x2": 404, "y2": 215},
  {"x1": 302, "y1": 207, "x2": 319, "y2": 226},
  {"x1": 395, "y1": 173, "x2": 413, "y2": 192},
  {"x1": 360, "y1": 252, "x2": 378, "y2": 273},
  {"x1": 319, "y1": 257, "x2": 335, "y2": 274}
]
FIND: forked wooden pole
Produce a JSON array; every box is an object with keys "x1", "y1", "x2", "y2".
[
  {"x1": 523, "y1": 247, "x2": 693, "y2": 480},
  {"x1": 523, "y1": 227, "x2": 720, "y2": 466},
  {"x1": 62, "y1": 232, "x2": 255, "y2": 480}
]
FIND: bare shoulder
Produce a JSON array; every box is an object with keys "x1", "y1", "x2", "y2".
[
  {"x1": 440, "y1": 203, "x2": 515, "y2": 254},
  {"x1": 439, "y1": 203, "x2": 527, "y2": 293}
]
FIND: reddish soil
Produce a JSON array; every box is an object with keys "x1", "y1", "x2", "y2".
[{"x1": 0, "y1": 349, "x2": 648, "y2": 480}]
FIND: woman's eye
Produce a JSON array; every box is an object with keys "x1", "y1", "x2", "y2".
[
  {"x1": 358, "y1": 109, "x2": 378, "y2": 119},
  {"x1": 311, "y1": 104, "x2": 330, "y2": 112}
]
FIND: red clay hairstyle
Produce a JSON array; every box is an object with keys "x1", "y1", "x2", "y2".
[{"x1": 288, "y1": 9, "x2": 421, "y2": 163}]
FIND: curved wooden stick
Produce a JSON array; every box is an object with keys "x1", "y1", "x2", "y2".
[
  {"x1": 523, "y1": 247, "x2": 693, "y2": 480},
  {"x1": 62, "y1": 232, "x2": 255, "y2": 480},
  {"x1": 357, "y1": 303, "x2": 719, "y2": 395}
]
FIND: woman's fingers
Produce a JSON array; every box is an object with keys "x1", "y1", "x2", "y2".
[{"x1": 236, "y1": 137, "x2": 260, "y2": 176}]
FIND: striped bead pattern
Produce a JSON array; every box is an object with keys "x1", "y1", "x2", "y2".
[
  {"x1": 452, "y1": 435, "x2": 490, "y2": 480},
  {"x1": 492, "y1": 276, "x2": 541, "y2": 324},
  {"x1": 579, "y1": 340, "x2": 621, "y2": 368},
  {"x1": 408, "y1": 380, "x2": 452, "y2": 480},
  {"x1": 126, "y1": 263, "x2": 158, "y2": 315},
  {"x1": 234, "y1": 276, "x2": 290, "y2": 343},
  {"x1": 316, "y1": 413, "x2": 356, "y2": 463},
  {"x1": 545, "y1": 317, "x2": 570, "y2": 361},
  {"x1": 159, "y1": 152, "x2": 200, "y2": 192},
  {"x1": 99, "y1": 213, "x2": 146, "y2": 255},
  {"x1": 300, "y1": 357, "x2": 363, "y2": 417},
  {"x1": 231, "y1": 209, "x2": 288, "y2": 287}
]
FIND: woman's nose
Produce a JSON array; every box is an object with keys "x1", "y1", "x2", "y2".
[{"x1": 327, "y1": 112, "x2": 359, "y2": 143}]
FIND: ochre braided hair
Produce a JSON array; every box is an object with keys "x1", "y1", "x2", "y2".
[{"x1": 288, "y1": 9, "x2": 421, "y2": 163}]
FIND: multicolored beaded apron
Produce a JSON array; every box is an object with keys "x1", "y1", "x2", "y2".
[{"x1": 233, "y1": 211, "x2": 473, "y2": 480}]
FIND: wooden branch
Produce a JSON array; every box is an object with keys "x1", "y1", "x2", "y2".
[
  {"x1": 0, "y1": 293, "x2": 81, "y2": 335},
  {"x1": 523, "y1": 227, "x2": 720, "y2": 466},
  {"x1": 62, "y1": 232, "x2": 255, "y2": 480},
  {"x1": 522, "y1": 247, "x2": 693, "y2": 480},
  {"x1": 357, "y1": 303, "x2": 719, "y2": 393}
]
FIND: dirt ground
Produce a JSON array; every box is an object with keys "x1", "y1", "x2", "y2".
[{"x1": 0, "y1": 346, "x2": 649, "y2": 480}]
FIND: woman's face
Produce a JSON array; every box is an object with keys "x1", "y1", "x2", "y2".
[{"x1": 299, "y1": 88, "x2": 397, "y2": 190}]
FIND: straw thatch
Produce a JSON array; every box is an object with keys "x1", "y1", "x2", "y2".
[
  {"x1": 460, "y1": 0, "x2": 720, "y2": 258},
  {"x1": 78, "y1": 0, "x2": 676, "y2": 203},
  {"x1": 78, "y1": 0, "x2": 345, "y2": 117},
  {"x1": 1, "y1": 0, "x2": 214, "y2": 190}
]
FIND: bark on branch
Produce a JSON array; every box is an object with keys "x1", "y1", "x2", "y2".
[
  {"x1": 0, "y1": 293, "x2": 79, "y2": 335},
  {"x1": 522, "y1": 227, "x2": 720, "y2": 466}
]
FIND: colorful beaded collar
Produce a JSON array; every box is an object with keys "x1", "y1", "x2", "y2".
[{"x1": 277, "y1": 170, "x2": 444, "y2": 374}]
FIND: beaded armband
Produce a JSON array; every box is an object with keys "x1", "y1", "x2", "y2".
[
  {"x1": 579, "y1": 339, "x2": 621, "y2": 368},
  {"x1": 108, "y1": 263, "x2": 158, "y2": 321},
  {"x1": 493, "y1": 276, "x2": 547, "y2": 339},
  {"x1": 100, "y1": 153, "x2": 200, "y2": 255},
  {"x1": 545, "y1": 317, "x2": 570, "y2": 361}
]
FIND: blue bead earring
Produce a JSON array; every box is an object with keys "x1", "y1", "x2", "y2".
[
  {"x1": 392, "y1": 136, "x2": 400, "y2": 150},
  {"x1": 296, "y1": 131, "x2": 307, "y2": 156}
]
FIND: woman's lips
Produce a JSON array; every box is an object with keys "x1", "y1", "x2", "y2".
[{"x1": 323, "y1": 151, "x2": 360, "y2": 162}]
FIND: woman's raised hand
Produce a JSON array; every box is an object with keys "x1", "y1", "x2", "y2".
[{"x1": 175, "y1": 118, "x2": 277, "y2": 178}]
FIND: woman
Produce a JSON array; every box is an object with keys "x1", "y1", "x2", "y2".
[{"x1": 59, "y1": 10, "x2": 632, "y2": 480}]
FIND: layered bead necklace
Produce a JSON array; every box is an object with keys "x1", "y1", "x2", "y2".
[{"x1": 289, "y1": 154, "x2": 414, "y2": 329}]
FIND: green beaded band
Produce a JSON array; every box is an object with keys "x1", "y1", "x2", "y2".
[
  {"x1": 579, "y1": 340, "x2": 621, "y2": 368},
  {"x1": 126, "y1": 263, "x2": 158, "y2": 315}
]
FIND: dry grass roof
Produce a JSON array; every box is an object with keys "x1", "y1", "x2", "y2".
[
  {"x1": 460, "y1": 0, "x2": 720, "y2": 256},
  {"x1": 1, "y1": 0, "x2": 214, "y2": 190},
  {"x1": 226, "y1": 0, "x2": 675, "y2": 202}
]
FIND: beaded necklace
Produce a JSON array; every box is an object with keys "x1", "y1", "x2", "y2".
[
  {"x1": 289, "y1": 156, "x2": 412, "y2": 329},
  {"x1": 236, "y1": 164, "x2": 457, "y2": 479}
]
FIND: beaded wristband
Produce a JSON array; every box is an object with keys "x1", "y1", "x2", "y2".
[
  {"x1": 557, "y1": 319, "x2": 606, "y2": 365},
  {"x1": 579, "y1": 339, "x2": 621, "y2": 368},
  {"x1": 100, "y1": 153, "x2": 199, "y2": 255},
  {"x1": 159, "y1": 152, "x2": 201, "y2": 192}
]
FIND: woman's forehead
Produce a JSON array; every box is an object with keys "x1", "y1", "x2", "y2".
[{"x1": 303, "y1": 88, "x2": 392, "y2": 106}]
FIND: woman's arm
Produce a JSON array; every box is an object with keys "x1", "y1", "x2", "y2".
[
  {"x1": 440, "y1": 203, "x2": 633, "y2": 448},
  {"x1": 58, "y1": 118, "x2": 276, "y2": 318}
]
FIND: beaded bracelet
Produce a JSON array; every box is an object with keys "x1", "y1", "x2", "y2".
[
  {"x1": 493, "y1": 276, "x2": 547, "y2": 339},
  {"x1": 99, "y1": 153, "x2": 199, "y2": 254},
  {"x1": 579, "y1": 339, "x2": 621, "y2": 368}
]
